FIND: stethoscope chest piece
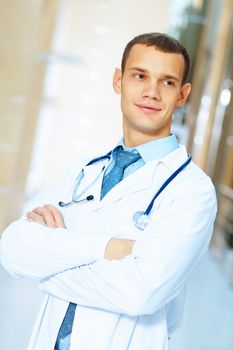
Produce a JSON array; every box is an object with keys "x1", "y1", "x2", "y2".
[{"x1": 133, "y1": 211, "x2": 151, "y2": 231}]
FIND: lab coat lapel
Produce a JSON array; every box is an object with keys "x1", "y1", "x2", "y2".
[
  {"x1": 95, "y1": 159, "x2": 161, "y2": 210},
  {"x1": 77, "y1": 161, "x2": 106, "y2": 202},
  {"x1": 78, "y1": 146, "x2": 189, "y2": 210}
]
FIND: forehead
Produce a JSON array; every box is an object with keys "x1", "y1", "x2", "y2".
[{"x1": 125, "y1": 44, "x2": 185, "y2": 81}]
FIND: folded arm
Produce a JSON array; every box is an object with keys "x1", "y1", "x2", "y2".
[
  {"x1": 39, "y1": 184, "x2": 217, "y2": 316},
  {"x1": 0, "y1": 204, "x2": 135, "y2": 279},
  {"x1": 26, "y1": 204, "x2": 135, "y2": 260}
]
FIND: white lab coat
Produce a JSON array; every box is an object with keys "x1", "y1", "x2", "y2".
[{"x1": 0, "y1": 145, "x2": 217, "y2": 350}]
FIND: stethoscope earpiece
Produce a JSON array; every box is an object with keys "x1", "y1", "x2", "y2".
[
  {"x1": 58, "y1": 152, "x2": 112, "y2": 208},
  {"x1": 58, "y1": 201, "x2": 67, "y2": 207}
]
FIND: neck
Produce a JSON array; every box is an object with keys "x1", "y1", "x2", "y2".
[{"x1": 123, "y1": 126, "x2": 171, "y2": 148}]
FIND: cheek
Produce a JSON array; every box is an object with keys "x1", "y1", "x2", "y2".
[
  {"x1": 122, "y1": 82, "x2": 141, "y2": 98},
  {"x1": 121, "y1": 88, "x2": 136, "y2": 110},
  {"x1": 120, "y1": 93, "x2": 132, "y2": 115},
  {"x1": 162, "y1": 92, "x2": 180, "y2": 109}
]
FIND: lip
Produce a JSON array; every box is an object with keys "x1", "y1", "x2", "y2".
[{"x1": 135, "y1": 103, "x2": 162, "y2": 114}]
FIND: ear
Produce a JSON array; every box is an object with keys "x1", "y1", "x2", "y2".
[
  {"x1": 176, "y1": 83, "x2": 191, "y2": 108},
  {"x1": 112, "y1": 68, "x2": 122, "y2": 94}
]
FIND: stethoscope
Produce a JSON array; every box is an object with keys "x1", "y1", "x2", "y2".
[{"x1": 59, "y1": 151, "x2": 192, "y2": 230}]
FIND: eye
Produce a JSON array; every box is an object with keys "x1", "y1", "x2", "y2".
[
  {"x1": 163, "y1": 79, "x2": 175, "y2": 87},
  {"x1": 135, "y1": 73, "x2": 145, "y2": 80}
]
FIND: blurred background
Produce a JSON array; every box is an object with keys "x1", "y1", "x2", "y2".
[{"x1": 0, "y1": 0, "x2": 233, "y2": 349}]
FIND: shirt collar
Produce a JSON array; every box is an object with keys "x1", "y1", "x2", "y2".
[{"x1": 116, "y1": 134, "x2": 179, "y2": 163}]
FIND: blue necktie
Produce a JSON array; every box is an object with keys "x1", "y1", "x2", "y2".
[
  {"x1": 55, "y1": 146, "x2": 140, "y2": 349},
  {"x1": 101, "y1": 146, "x2": 141, "y2": 199}
]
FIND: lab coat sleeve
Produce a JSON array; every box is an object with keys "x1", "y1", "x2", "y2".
[
  {"x1": 0, "y1": 161, "x2": 111, "y2": 280},
  {"x1": 0, "y1": 219, "x2": 111, "y2": 280},
  {"x1": 39, "y1": 178, "x2": 217, "y2": 316}
]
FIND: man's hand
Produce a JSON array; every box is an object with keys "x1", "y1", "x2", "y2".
[
  {"x1": 104, "y1": 238, "x2": 135, "y2": 260},
  {"x1": 27, "y1": 204, "x2": 66, "y2": 228}
]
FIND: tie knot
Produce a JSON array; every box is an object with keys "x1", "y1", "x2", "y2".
[{"x1": 114, "y1": 146, "x2": 140, "y2": 170}]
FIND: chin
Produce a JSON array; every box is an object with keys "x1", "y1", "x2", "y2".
[{"x1": 134, "y1": 123, "x2": 162, "y2": 134}]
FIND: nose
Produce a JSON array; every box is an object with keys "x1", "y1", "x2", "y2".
[{"x1": 142, "y1": 80, "x2": 161, "y2": 100}]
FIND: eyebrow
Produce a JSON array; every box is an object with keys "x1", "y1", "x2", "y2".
[
  {"x1": 129, "y1": 67, "x2": 147, "y2": 73},
  {"x1": 129, "y1": 67, "x2": 180, "y2": 82},
  {"x1": 163, "y1": 74, "x2": 180, "y2": 82}
]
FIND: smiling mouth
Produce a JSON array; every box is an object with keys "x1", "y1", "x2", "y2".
[{"x1": 135, "y1": 104, "x2": 162, "y2": 114}]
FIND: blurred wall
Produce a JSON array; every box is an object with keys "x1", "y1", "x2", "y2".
[
  {"x1": 0, "y1": 0, "x2": 59, "y2": 231},
  {"x1": 169, "y1": 0, "x2": 233, "y2": 280}
]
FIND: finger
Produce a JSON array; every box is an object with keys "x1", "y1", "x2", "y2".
[
  {"x1": 32, "y1": 207, "x2": 57, "y2": 228},
  {"x1": 27, "y1": 211, "x2": 46, "y2": 225},
  {"x1": 43, "y1": 204, "x2": 66, "y2": 228}
]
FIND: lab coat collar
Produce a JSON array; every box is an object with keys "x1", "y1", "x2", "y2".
[
  {"x1": 95, "y1": 158, "x2": 160, "y2": 209},
  {"x1": 80, "y1": 145, "x2": 189, "y2": 210},
  {"x1": 158, "y1": 145, "x2": 190, "y2": 172}
]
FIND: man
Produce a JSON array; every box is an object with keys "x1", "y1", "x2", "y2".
[{"x1": 0, "y1": 33, "x2": 217, "y2": 350}]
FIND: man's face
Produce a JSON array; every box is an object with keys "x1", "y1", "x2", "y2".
[{"x1": 113, "y1": 44, "x2": 191, "y2": 146}]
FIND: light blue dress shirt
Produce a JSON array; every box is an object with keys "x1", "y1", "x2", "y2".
[{"x1": 106, "y1": 134, "x2": 179, "y2": 178}]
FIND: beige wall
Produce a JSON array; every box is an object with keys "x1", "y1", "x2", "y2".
[{"x1": 0, "y1": 0, "x2": 59, "y2": 231}]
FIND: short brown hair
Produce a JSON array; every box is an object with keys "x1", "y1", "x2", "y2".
[{"x1": 121, "y1": 32, "x2": 190, "y2": 84}]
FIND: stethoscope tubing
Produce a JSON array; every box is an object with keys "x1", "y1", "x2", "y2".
[
  {"x1": 59, "y1": 152, "x2": 112, "y2": 208},
  {"x1": 58, "y1": 150, "x2": 192, "y2": 231},
  {"x1": 144, "y1": 155, "x2": 192, "y2": 215},
  {"x1": 86, "y1": 151, "x2": 112, "y2": 166}
]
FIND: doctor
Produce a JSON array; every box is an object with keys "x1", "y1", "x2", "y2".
[{"x1": 1, "y1": 33, "x2": 217, "y2": 350}]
